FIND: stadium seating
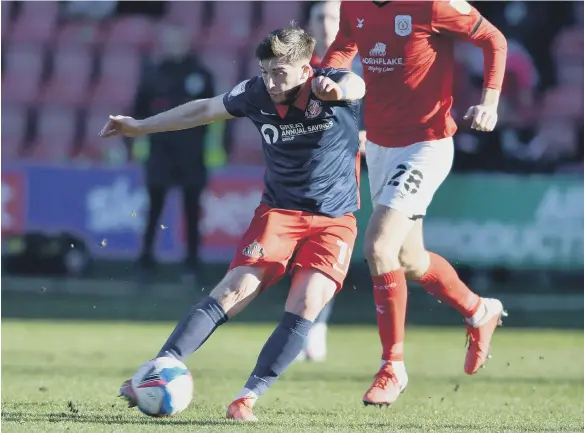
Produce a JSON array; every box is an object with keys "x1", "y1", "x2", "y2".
[
  {"x1": 25, "y1": 107, "x2": 78, "y2": 161},
  {"x1": 199, "y1": 47, "x2": 242, "y2": 94},
  {"x1": 89, "y1": 49, "x2": 141, "y2": 110},
  {"x1": 103, "y1": 16, "x2": 155, "y2": 51},
  {"x1": 9, "y1": 1, "x2": 58, "y2": 45},
  {"x1": 2, "y1": 1, "x2": 12, "y2": 38},
  {"x1": 203, "y1": 2, "x2": 254, "y2": 48},
  {"x1": 1, "y1": 105, "x2": 27, "y2": 159},
  {"x1": 165, "y1": 1, "x2": 205, "y2": 40},
  {"x1": 2, "y1": 44, "x2": 45, "y2": 105},
  {"x1": 1, "y1": 1, "x2": 580, "y2": 169},
  {"x1": 40, "y1": 47, "x2": 93, "y2": 108},
  {"x1": 255, "y1": 1, "x2": 304, "y2": 37},
  {"x1": 55, "y1": 21, "x2": 105, "y2": 48}
]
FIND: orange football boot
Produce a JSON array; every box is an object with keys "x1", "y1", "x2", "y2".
[
  {"x1": 465, "y1": 298, "x2": 507, "y2": 374},
  {"x1": 363, "y1": 362, "x2": 407, "y2": 406},
  {"x1": 226, "y1": 397, "x2": 258, "y2": 421},
  {"x1": 118, "y1": 379, "x2": 137, "y2": 407}
]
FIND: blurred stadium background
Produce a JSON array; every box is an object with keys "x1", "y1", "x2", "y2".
[{"x1": 1, "y1": 0, "x2": 583, "y2": 327}]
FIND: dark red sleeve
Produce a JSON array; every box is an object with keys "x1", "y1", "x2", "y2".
[
  {"x1": 320, "y1": 2, "x2": 358, "y2": 69},
  {"x1": 431, "y1": 0, "x2": 507, "y2": 91}
]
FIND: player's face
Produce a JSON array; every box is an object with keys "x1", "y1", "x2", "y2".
[
  {"x1": 308, "y1": 2, "x2": 341, "y2": 50},
  {"x1": 259, "y1": 58, "x2": 311, "y2": 104}
]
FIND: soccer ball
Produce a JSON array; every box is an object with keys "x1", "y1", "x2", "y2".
[{"x1": 131, "y1": 357, "x2": 194, "y2": 417}]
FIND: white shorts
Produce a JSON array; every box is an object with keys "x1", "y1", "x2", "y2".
[{"x1": 365, "y1": 137, "x2": 454, "y2": 219}]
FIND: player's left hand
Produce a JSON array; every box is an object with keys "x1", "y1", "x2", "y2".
[
  {"x1": 311, "y1": 76, "x2": 344, "y2": 101},
  {"x1": 463, "y1": 104, "x2": 498, "y2": 132}
]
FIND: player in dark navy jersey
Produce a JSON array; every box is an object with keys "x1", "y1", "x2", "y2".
[{"x1": 100, "y1": 25, "x2": 365, "y2": 422}]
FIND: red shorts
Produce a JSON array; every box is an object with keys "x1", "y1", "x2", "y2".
[{"x1": 229, "y1": 203, "x2": 357, "y2": 292}]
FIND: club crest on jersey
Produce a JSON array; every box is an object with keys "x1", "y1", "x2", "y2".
[
  {"x1": 305, "y1": 99, "x2": 323, "y2": 119},
  {"x1": 242, "y1": 240, "x2": 265, "y2": 259},
  {"x1": 356, "y1": 18, "x2": 364, "y2": 28},
  {"x1": 395, "y1": 15, "x2": 412, "y2": 37}
]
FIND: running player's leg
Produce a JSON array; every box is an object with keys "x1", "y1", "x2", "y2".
[
  {"x1": 297, "y1": 297, "x2": 334, "y2": 362},
  {"x1": 227, "y1": 213, "x2": 356, "y2": 421},
  {"x1": 400, "y1": 220, "x2": 506, "y2": 374},
  {"x1": 362, "y1": 138, "x2": 454, "y2": 405},
  {"x1": 119, "y1": 204, "x2": 300, "y2": 407}
]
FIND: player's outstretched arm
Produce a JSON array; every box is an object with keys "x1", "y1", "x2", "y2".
[
  {"x1": 100, "y1": 94, "x2": 233, "y2": 138},
  {"x1": 312, "y1": 73, "x2": 365, "y2": 102},
  {"x1": 431, "y1": 0, "x2": 507, "y2": 131}
]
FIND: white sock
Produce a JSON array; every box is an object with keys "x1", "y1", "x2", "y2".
[
  {"x1": 466, "y1": 298, "x2": 487, "y2": 327},
  {"x1": 380, "y1": 360, "x2": 408, "y2": 387},
  {"x1": 235, "y1": 388, "x2": 258, "y2": 402}
]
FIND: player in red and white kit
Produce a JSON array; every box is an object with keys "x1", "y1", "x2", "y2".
[{"x1": 322, "y1": 0, "x2": 508, "y2": 406}]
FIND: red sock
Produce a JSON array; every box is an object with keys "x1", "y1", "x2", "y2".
[
  {"x1": 418, "y1": 252, "x2": 481, "y2": 318},
  {"x1": 372, "y1": 270, "x2": 407, "y2": 362}
]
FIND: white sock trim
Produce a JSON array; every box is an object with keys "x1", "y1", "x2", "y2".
[{"x1": 235, "y1": 388, "x2": 258, "y2": 401}]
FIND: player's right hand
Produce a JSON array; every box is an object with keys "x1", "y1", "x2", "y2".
[
  {"x1": 311, "y1": 76, "x2": 344, "y2": 101},
  {"x1": 99, "y1": 115, "x2": 144, "y2": 138}
]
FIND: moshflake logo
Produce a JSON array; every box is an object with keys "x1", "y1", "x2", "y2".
[
  {"x1": 356, "y1": 18, "x2": 364, "y2": 28},
  {"x1": 261, "y1": 124, "x2": 279, "y2": 144},
  {"x1": 305, "y1": 99, "x2": 322, "y2": 119},
  {"x1": 395, "y1": 15, "x2": 412, "y2": 36},
  {"x1": 228, "y1": 79, "x2": 249, "y2": 100},
  {"x1": 362, "y1": 42, "x2": 403, "y2": 73},
  {"x1": 86, "y1": 177, "x2": 147, "y2": 232},
  {"x1": 242, "y1": 240, "x2": 265, "y2": 259},
  {"x1": 369, "y1": 42, "x2": 387, "y2": 57}
]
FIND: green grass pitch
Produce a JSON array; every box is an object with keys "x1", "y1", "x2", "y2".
[{"x1": 2, "y1": 320, "x2": 584, "y2": 432}]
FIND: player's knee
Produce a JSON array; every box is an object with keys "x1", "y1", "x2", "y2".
[
  {"x1": 210, "y1": 266, "x2": 264, "y2": 312},
  {"x1": 399, "y1": 248, "x2": 430, "y2": 280},
  {"x1": 364, "y1": 238, "x2": 401, "y2": 273},
  {"x1": 286, "y1": 269, "x2": 336, "y2": 321}
]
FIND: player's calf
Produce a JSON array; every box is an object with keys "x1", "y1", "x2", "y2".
[
  {"x1": 227, "y1": 269, "x2": 337, "y2": 420},
  {"x1": 157, "y1": 266, "x2": 264, "y2": 361}
]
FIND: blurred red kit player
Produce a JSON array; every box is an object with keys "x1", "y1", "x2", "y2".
[{"x1": 322, "y1": 0, "x2": 508, "y2": 406}]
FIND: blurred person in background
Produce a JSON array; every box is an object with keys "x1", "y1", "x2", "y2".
[
  {"x1": 296, "y1": 0, "x2": 366, "y2": 363},
  {"x1": 133, "y1": 22, "x2": 215, "y2": 283}
]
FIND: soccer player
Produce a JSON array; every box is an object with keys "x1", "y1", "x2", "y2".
[
  {"x1": 100, "y1": 26, "x2": 365, "y2": 421},
  {"x1": 321, "y1": 1, "x2": 508, "y2": 405}
]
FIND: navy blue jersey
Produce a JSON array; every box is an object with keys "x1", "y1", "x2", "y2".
[{"x1": 223, "y1": 68, "x2": 361, "y2": 218}]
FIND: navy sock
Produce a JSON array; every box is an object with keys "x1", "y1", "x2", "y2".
[
  {"x1": 244, "y1": 312, "x2": 313, "y2": 397},
  {"x1": 157, "y1": 296, "x2": 228, "y2": 361},
  {"x1": 315, "y1": 298, "x2": 334, "y2": 324}
]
